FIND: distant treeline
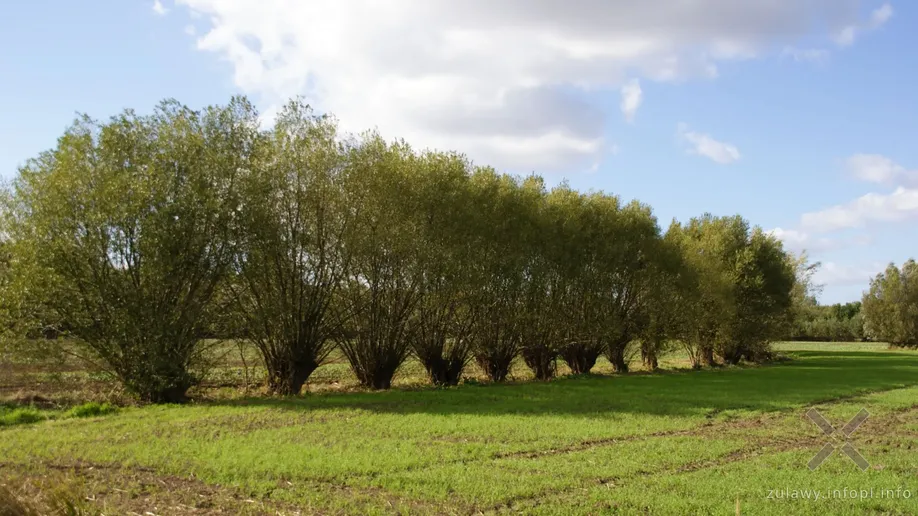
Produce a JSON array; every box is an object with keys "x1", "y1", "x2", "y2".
[{"x1": 790, "y1": 301, "x2": 865, "y2": 342}]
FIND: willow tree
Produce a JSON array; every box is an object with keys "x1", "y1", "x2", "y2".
[
  {"x1": 601, "y1": 201, "x2": 662, "y2": 373},
  {"x1": 466, "y1": 169, "x2": 528, "y2": 382},
  {"x1": 720, "y1": 229, "x2": 797, "y2": 363},
  {"x1": 554, "y1": 191, "x2": 620, "y2": 374},
  {"x1": 634, "y1": 234, "x2": 692, "y2": 371},
  {"x1": 669, "y1": 215, "x2": 796, "y2": 367},
  {"x1": 336, "y1": 135, "x2": 424, "y2": 389},
  {"x1": 408, "y1": 151, "x2": 478, "y2": 386},
  {"x1": 667, "y1": 215, "x2": 743, "y2": 367},
  {"x1": 862, "y1": 260, "x2": 918, "y2": 348},
  {"x1": 232, "y1": 100, "x2": 355, "y2": 395},
  {"x1": 3, "y1": 98, "x2": 257, "y2": 402},
  {"x1": 517, "y1": 176, "x2": 566, "y2": 381}
]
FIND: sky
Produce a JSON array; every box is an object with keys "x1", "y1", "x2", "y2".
[{"x1": 1, "y1": 0, "x2": 916, "y2": 304}]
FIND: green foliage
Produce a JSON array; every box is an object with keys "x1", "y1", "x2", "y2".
[
  {"x1": 335, "y1": 135, "x2": 425, "y2": 389},
  {"x1": 3, "y1": 98, "x2": 259, "y2": 403},
  {"x1": 407, "y1": 151, "x2": 479, "y2": 386},
  {"x1": 0, "y1": 407, "x2": 45, "y2": 427},
  {"x1": 230, "y1": 100, "x2": 354, "y2": 395},
  {"x1": 862, "y1": 259, "x2": 918, "y2": 347},
  {"x1": 667, "y1": 215, "x2": 797, "y2": 367},
  {"x1": 792, "y1": 299, "x2": 865, "y2": 342},
  {"x1": 3, "y1": 94, "x2": 812, "y2": 398}
]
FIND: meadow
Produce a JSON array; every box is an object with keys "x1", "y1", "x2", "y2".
[{"x1": 1, "y1": 341, "x2": 918, "y2": 515}]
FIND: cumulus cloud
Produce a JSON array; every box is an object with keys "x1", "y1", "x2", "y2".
[
  {"x1": 846, "y1": 154, "x2": 918, "y2": 186},
  {"x1": 795, "y1": 155, "x2": 918, "y2": 233},
  {"x1": 620, "y1": 79, "x2": 642, "y2": 123},
  {"x1": 677, "y1": 123, "x2": 741, "y2": 164},
  {"x1": 173, "y1": 0, "x2": 882, "y2": 172},
  {"x1": 768, "y1": 227, "x2": 872, "y2": 253},
  {"x1": 152, "y1": 0, "x2": 169, "y2": 15},
  {"x1": 813, "y1": 261, "x2": 884, "y2": 287},
  {"x1": 832, "y1": 2, "x2": 892, "y2": 47},
  {"x1": 800, "y1": 187, "x2": 918, "y2": 233}
]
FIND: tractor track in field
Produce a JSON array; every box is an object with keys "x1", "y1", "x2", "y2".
[
  {"x1": 352, "y1": 384, "x2": 918, "y2": 491},
  {"x1": 0, "y1": 460, "x2": 467, "y2": 516},
  {"x1": 479, "y1": 398, "x2": 918, "y2": 515}
]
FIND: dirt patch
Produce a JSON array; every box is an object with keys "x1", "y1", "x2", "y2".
[{"x1": 0, "y1": 460, "x2": 459, "y2": 516}]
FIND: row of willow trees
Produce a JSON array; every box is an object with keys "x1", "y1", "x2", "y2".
[{"x1": 0, "y1": 97, "x2": 801, "y2": 403}]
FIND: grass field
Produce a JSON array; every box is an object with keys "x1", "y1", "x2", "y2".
[{"x1": 2, "y1": 342, "x2": 918, "y2": 514}]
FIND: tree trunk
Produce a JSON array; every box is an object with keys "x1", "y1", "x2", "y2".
[
  {"x1": 641, "y1": 346, "x2": 659, "y2": 371},
  {"x1": 266, "y1": 356, "x2": 319, "y2": 396},
  {"x1": 523, "y1": 346, "x2": 557, "y2": 381},
  {"x1": 476, "y1": 352, "x2": 513, "y2": 382},
  {"x1": 424, "y1": 356, "x2": 465, "y2": 386},
  {"x1": 143, "y1": 385, "x2": 190, "y2": 404},
  {"x1": 607, "y1": 341, "x2": 629, "y2": 373},
  {"x1": 560, "y1": 340, "x2": 601, "y2": 375},
  {"x1": 605, "y1": 334, "x2": 632, "y2": 373},
  {"x1": 701, "y1": 345, "x2": 716, "y2": 367}
]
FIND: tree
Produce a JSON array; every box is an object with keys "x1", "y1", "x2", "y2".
[
  {"x1": 231, "y1": 100, "x2": 355, "y2": 395},
  {"x1": 668, "y1": 215, "x2": 797, "y2": 367},
  {"x1": 407, "y1": 151, "x2": 478, "y2": 386},
  {"x1": 335, "y1": 135, "x2": 424, "y2": 389},
  {"x1": 601, "y1": 201, "x2": 661, "y2": 373},
  {"x1": 3, "y1": 98, "x2": 258, "y2": 402},
  {"x1": 719, "y1": 229, "x2": 796, "y2": 363},
  {"x1": 862, "y1": 260, "x2": 918, "y2": 348},
  {"x1": 517, "y1": 176, "x2": 566, "y2": 381},
  {"x1": 467, "y1": 169, "x2": 528, "y2": 383},
  {"x1": 634, "y1": 235, "x2": 692, "y2": 371},
  {"x1": 555, "y1": 191, "x2": 620, "y2": 374}
]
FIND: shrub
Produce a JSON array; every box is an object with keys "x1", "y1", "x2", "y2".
[{"x1": 0, "y1": 407, "x2": 45, "y2": 427}]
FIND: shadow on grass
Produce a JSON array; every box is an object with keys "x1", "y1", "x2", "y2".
[{"x1": 207, "y1": 350, "x2": 918, "y2": 418}]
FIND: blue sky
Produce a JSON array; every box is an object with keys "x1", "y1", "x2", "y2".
[{"x1": 2, "y1": 0, "x2": 915, "y2": 304}]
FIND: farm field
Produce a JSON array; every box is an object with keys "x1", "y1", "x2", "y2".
[{"x1": 2, "y1": 342, "x2": 918, "y2": 515}]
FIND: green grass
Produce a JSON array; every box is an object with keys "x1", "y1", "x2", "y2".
[
  {"x1": 0, "y1": 406, "x2": 46, "y2": 426},
  {"x1": 66, "y1": 401, "x2": 118, "y2": 419},
  {"x1": 2, "y1": 342, "x2": 918, "y2": 514}
]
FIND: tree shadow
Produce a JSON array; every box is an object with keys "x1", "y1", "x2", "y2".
[{"x1": 207, "y1": 351, "x2": 918, "y2": 418}]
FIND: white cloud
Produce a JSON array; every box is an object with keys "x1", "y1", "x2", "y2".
[
  {"x1": 152, "y1": 0, "x2": 169, "y2": 16},
  {"x1": 871, "y1": 3, "x2": 894, "y2": 26},
  {"x1": 620, "y1": 79, "x2": 642, "y2": 123},
  {"x1": 796, "y1": 155, "x2": 918, "y2": 233},
  {"x1": 846, "y1": 154, "x2": 918, "y2": 186},
  {"x1": 781, "y1": 46, "x2": 829, "y2": 63},
  {"x1": 767, "y1": 227, "x2": 872, "y2": 253},
  {"x1": 813, "y1": 261, "x2": 884, "y2": 287},
  {"x1": 677, "y1": 123, "x2": 740, "y2": 164},
  {"x1": 801, "y1": 187, "x2": 918, "y2": 232},
  {"x1": 833, "y1": 2, "x2": 892, "y2": 47},
  {"x1": 768, "y1": 228, "x2": 810, "y2": 248},
  {"x1": 173, "y1": 0, "x2": 883, "y2": 172}
]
